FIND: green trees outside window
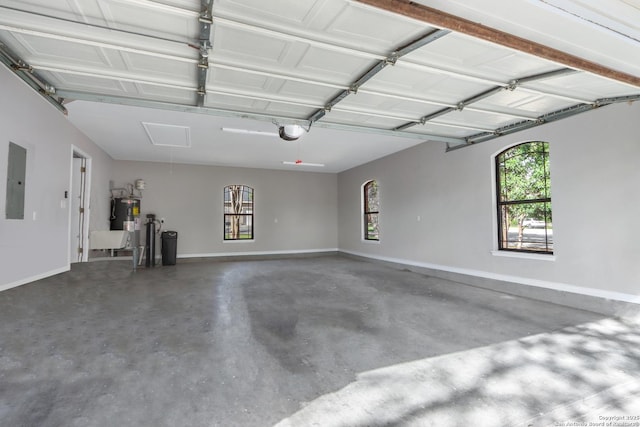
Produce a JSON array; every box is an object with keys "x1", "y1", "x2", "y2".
[
  {"x1": 224, "y1": 185, "x2": 254, "y2": 240},
  {"x1": 496, "y1": 142, "x2": 553, "y2": 253},
  {"x1": 364, "y1": 180, "x2": 379, "y2": 241}
]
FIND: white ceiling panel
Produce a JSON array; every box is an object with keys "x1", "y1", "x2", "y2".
[
  {"x1": 0, "y1": 0, "x2": 637, "y2": 169},
  {"x1": 412, "y1": 0, "x2": 640, "y2": 77},
  {"x1": 121, "y1": 54, "x2": 195, "y2": 79},
  {"x1": 322, "y1": 110, "x2": 411, "y2": 128},
  {"x1": 260, "y1": 103, "x2": 319, "y2": 118},
  {"x1": 366, "y1": 65, "x2": 495, "y2": 105},
  {"x1": 212, "y1": 26, "x2": 292, "y2": 65},
  {"x1": 539, "y1": 0, "x2": 640, "y2": 42},
  {"x1": 472, "y1": 90, "x2": 577, "y2": 115},
  {"x1": 0, "y1": 0, "x2": 85, "y2": 21},
  {"x1": 205, "y1": 84, "x2": 324, "y2": 110},
  {"x1": 0, "y1": 5, "x2": 194, "y2": 55},
  {"x1": 215, "y1": 0, "x2": 327, "y2": 27},
  {"x1": 432, "y1": 109, "x2": 522, "y2": 130},
  {"x1": 278, "y1": 80, "x2": 341, "y2": 102},
  {"x1": 1, "y1": 33, "x2": 112, "y2": 67},
  {"x1": 209, "y1": 68, "x2": 275, "y2": 92},
  {"x1": 524, "y1": 72, "x2": 639, "y2": 99},
  {"x1": 204, "y1": 93, "x2": 265, "y2": 111},
  {"x1": 97, "y1": 0, "x2": 199, "y2": 39},
  {"x1": 292, "y1": 45, "x2": 379, "y2": 81},
  {"x1": 41, "y1": 70, "x2": 131, "y2": 93},
  {"x1": 338, "y1": 92, "x2": 443, "y2": 118},
  {"x1": 405, "y1": 33, "x2": 562, "y2": 82},
  {"x1": 34, "y1": 64, "x2": 195, "y2": 93},
  {"x1": 408, "y1": 124, "x2": 476, "y2": 139},
  {"x1": 324, "y1": 2, "x2": 430, "y2": 50},
  {"x1": 135, "y1": 84, "x2": 196, "y2": 104},
  {"x1": 215, "y1": 0, "x2": 429, "y2": 54},
  {"x1": 203, "y1": 93, "x2": 318, "y2": 119}
]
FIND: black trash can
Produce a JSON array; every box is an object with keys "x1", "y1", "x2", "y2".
[{"x1": 161, "y1": 231, "x2": 178, "y2": 265}]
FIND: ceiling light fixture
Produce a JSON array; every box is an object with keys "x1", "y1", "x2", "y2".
[
  {"x1": 221, "y1": 127, "x2": 278, "y2": 136},
  {"x1": 282, "y1": 160, "x2": 324, "y2": 167}
]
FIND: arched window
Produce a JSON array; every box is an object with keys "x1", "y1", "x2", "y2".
[
  {"x1": 495, "y1": 142, "x2": 552, "y2": 253},
  {"x1": 363, "y1": 180, "x2": 379, "y2": 241},
  {"x1": 224, "y1": 185, "x2": 254, "y2": 240}
]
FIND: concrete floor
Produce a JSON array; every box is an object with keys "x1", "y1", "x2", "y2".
[{"x1": 1, "y1": 255, "x2": 639, "y2": 427}]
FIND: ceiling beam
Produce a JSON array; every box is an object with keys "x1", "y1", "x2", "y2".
[{"x1": 355, "y1": 0, "x2": 640, "y2": 88}]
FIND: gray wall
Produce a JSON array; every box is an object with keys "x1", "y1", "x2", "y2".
[
  {"x1": 0, "y1": 65, "x2": 113, "y2": 289},
  {"x1": 338, "y1": 102, "x2": 640, "y2": 299},
  {"x1": 111, "y1": 161, "x2": 338, "y2": 256},
  {"x1": 3, "y1": 54, "x2": 638, "y2": 305}
]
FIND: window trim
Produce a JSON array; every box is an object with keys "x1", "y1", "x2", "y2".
[
  {"x1": 493, "y1": 141, "x2": 553, "y2": 255},
  {"x1": 491, "y1": 250, "x2": 555, "y2": 262},
  {"x1": 363, "y1": 180, "x2": 380, "y2": 241},
  {"x1": 223, "y1": 185, "x2": 254, "y2": 241}
]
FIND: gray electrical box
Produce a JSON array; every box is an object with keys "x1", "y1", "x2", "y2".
[{"x1": 6, "y1": 142, "x2": 27, "y2": 220}]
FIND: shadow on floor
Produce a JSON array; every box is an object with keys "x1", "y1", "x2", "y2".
[{"x1": 273, "y1": 317, "x2": 640, "y2": 427}]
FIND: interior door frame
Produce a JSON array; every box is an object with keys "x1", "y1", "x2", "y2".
[{"x1": 68, "y1": 146, "x2": 92, "y2": 263}]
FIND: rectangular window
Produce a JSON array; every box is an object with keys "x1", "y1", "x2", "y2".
[{"x1": 224, "y1": 185, "x2": 253, "y2": 240}]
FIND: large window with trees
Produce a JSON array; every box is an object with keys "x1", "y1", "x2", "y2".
[
  {"x1": 224, "y1": 185, "x2": 253, "y2": 240},
  {"x1": 363, "y1": 180, "x2": 379, "y2": 241},
  {"x1": 496, "y1": 141, "x2": 552, "y2": 253}
]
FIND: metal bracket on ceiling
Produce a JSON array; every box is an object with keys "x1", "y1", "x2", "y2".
[
  {"x1": 198, "y1": 57, "x2": 209, "y2": 69},
  {"x1": 199, "y1": 0, "x2": 214, "y2": 24},
  {"x1": 448, "y1": 99, "x2": 610, "y2": 151},
  {"x1": 596, "y1": 94, "x2": 640, "y2": 106},
  {"x1": 42, "y1": 84, "x2": 56, "y2": 96},
  {"x1": 199, "y1": 12, "x2": 213, "y2": 25},
  {"x1": 395, "y1": 67, "x2": 579, "y2": 133},
  {"x1": 196, "y1": 0, "x2": 214, "y2": 107},
  {"x1": 0, "y1": 44, "x2": 66, "y2": 114},
  {"x1": 200, "y1": 40, "x2": 211, "y2": 57},
  {"x1": 12, "y1": 61, "x2": 32, "y2": 73},
  {"x1": 306, "y1": 28, "x2": 451, "y2": 126}
]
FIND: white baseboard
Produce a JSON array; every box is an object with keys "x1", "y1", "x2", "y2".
[
  {"x1": 88, "y1": 248, "x2": 339, "y2": 262},
  {"x1": 179, "y1": 248, "x2": 339, "y2": 259},
  {"x1": 340, "y1": 249, "x2": 639, "y2": 305},
  {"x1": 0, "y1": 266, "x2": 70, "y2": 293}
]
